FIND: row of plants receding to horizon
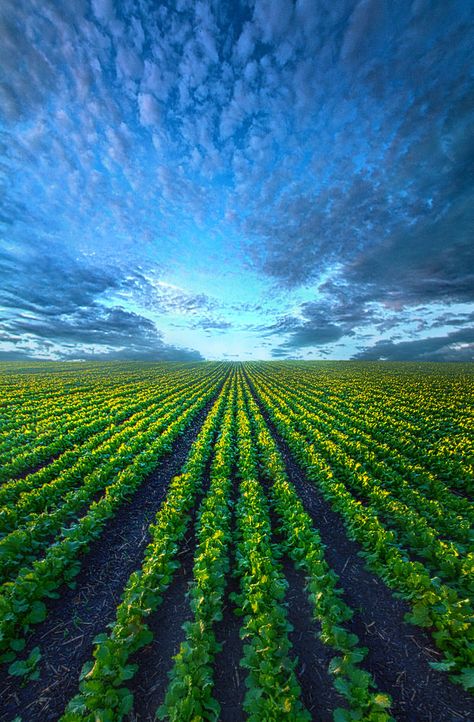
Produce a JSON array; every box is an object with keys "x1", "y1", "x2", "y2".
[{"x1": 0, "y1": 360, "x2": 472, "y2": 721}]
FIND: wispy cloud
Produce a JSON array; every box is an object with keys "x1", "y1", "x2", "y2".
[
  {"x1": 354, "y1": 328, "x2": 474, "y2": 362},
  {"x1": 0, "y1": 239, "x2": 202, "y2": 361},
  {"x1": 0, "y1": 0, "x2": 472, "y2": 360}
]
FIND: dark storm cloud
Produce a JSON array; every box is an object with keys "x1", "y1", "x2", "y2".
[
  {"x1": 0, "y1": 241, "x2": 120, "y2": 316},
  {"x1": 239, "y1": 0, "x2": 474, "y2": 348},
  {"x1": 0, "y1": 241, "x2": 203, "y2": 361},
  {"x1": 265, "y1": 296, "x2": 372, "y2": 354},
  {"x1": 270, "y1": 347, "x2": 293, "y2": 358},
  {"x1": 282, "y1": 324, "x2": 344, "y2": 348},
  {"x1": 354, "y1": 327, "x2": 474, "y2": 362},
  {"x1": 1, "y1": 0, "x2": 472, "y2": 361},
  {"x1": 345, "y1": 194, "x2": 474, "y2": 309},
  {"x1": 265, "y1": 304, "x2": 345, "y2": 357}
]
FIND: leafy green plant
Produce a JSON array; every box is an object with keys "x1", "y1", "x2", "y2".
[
  {"x1": 60, "y1": 376, "x2": 232, "y2": 721},
  {"x1": 8, "y1": 646, "x2": 41, "y2": 682}
]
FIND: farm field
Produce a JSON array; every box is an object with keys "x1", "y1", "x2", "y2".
[{"x1": 0, "y1": 360, "x2": 472, "y2": 722}]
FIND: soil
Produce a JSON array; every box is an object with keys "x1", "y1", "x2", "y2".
[
  {"x1": 125, "y1": 486, "x2": 205, "y2": 722},
  {"x1": 2, "y1": 372, "x2": 473, "y2": 722},
  {"x1": 126, "y1": 465, "x2": 246, "y2": 721},
  {"x1": 212, "y1": 473, "x2": 246, "y2": 722},
  {"x1": 0, "y1": 397, "x2": 218, "y2": 722},
  {"x1": 245, "y1": 375, "x2": 474, "y2": 722},
  {"x1": 260, "y1": 470, "x2": 348, "y2": 722},
  {"x1": 280, "y1": 552, "x2": 348, "y2": 722}
]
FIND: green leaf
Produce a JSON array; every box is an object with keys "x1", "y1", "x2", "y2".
[
  {"x1": 456, "y1": 668, "x2": 474, "y2": 690},
  {"x1": 8, "y1": 646, "x2": 42, "y2": 680},
  {"x1": 406, "y1": 603, "x2": 431, "y2": 627},
  {"x1": 27, "y1": 601, "x2": 47, "y2": 624},
  {"x1": 29, "y1": 647, "x2": 41, "y2": 663},
  {"x1": 373, "y1": 693, "x2": 392, "y2": 709},
  {"x1": 0, "y1": 651, "x2": 16, "y2": 664},
  {"x1": 8, "y1": 660, "x2": 29, "y2": 677},
  {"x1": 333, "y1": 708, "x2": 355, "y2": 722},
  {"x1": 79, "y1": 660, "x2": 94, "y2": 680},
  {"x1": 429, "y1": 660, "x2": 455, "y2": 672}
]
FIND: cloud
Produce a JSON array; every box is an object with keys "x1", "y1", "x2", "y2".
[
  {"x1": 0, "y1": 0, "x2": 71, "y2": 123},
  {"x1": 354, "y1": 328, "x2": 474, "y2": 362},
  {"x1": 235, "y1": 22, "x2": 255, "y2": 63},
  {"x1": 237, "y1": 3, "x2": 474, "y2": 318},
  {"x1": 191, "y1": 317, "x2": 232, "y2": 331},
  {"x1": 124, "y1": 278, "x2": 218, "y2": 317},
  {"x1": 270, "y1": 347, "x2": 293, "y2": 358},
  {"x1": 281, "y1": 324, "x2": 344, "y2": 348},
  {"x1": 0, "y1": 240, "x2": 203, "y2": 361},
  {"x1": 340, "y1": 0, "x2": 387, "y2": 62},
  {"x1": 116, "y1": 45, "x2": 143, "y2": 81},
  {"x1": 264, "y1": 303, "x2": 347, "y2": 356},
  {"x1": 346, "y1": 194, "x2": 474, "y2": 308},
  {"x1": 91, "y1": 0, "x2": 114, "y2": 25},
  {"x1": 1, "y1": 0, "x2": 472, "y2": 361},
  {"x1": 253, "y1": 0, "x2": 293, "y2": 44},
  {"x1": 138, "y1": 92, "x2": 161, "y2": 126}
]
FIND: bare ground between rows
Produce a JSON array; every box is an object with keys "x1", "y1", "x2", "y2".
[
  {"x1": 258, "y1": 461, "x2": 348, "y2": 721},
  {"x1": 212, "y1": 473, "x2": 246, "y2": 722},
  {"x1": 245, "y1": 376, "x2": 474, "y2": 722},
  {"x1": 0, "y1": 398, "x2": 217, "y2": 722},
  {"x1": 280, "y1": 554, "x2": 347, "y2": 722},
  {"x1": 260, "y1": 393, "x2": 471, "y2": 556},
  {"x1": 269, "y1": 451, "x2": 471, "y2": 600},
  {"x1": 268, "y1": 502, "x2": 348, "y2": 722},
  {"x1": 0, "y1": 487, "x2": 109, "y2": 586},
  {"x1": 126, "y1": 472, "x2": 211, "y2": 721},
  {"x1": 129, "y1": 472, "x2": 248, "y2": 722}
]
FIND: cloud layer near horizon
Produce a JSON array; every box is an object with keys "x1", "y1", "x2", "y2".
[{"x1": 1, "y1": 0, "x2": 473, "y2": 361}]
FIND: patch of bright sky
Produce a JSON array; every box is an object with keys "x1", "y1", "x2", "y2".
[{"x1": 1, "y1": 0, "x2": 472, "y2": 362}]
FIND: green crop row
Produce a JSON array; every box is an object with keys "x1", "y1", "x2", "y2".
[
  {"x1": 250, "y1": 365, "x2": 472, "y2": 529},
  {"x1": 0, "y1": 365, "x2": 219, "y2": 482},
  {"x1": 158, "y1": 376, "x2": 237, "y2": 720},
  {"x1": 249, "y1": 362, "x2": 473, "y2": 495},
  {"x1": 241, "y1": 371, "x2": 394, "y2": 721},
  {"x1": 61, "y1": 372, "x2": 233, "y2": 721},
  {"x1": 232, "y1": 379, "x2": 310, "y2": 721},
  {"x1": 0, "y1": 376, "x2": 150, "y2": 465},
  {"x1": 248, "y1": 371, "x2": 473, "y2": 597},
  {"x1": 0, "y1": 369, "x2": 221, "y2": 583},
  {"x1": 0, "y1": 372, "x2": 224, "y2": 666},
  {"x1": 0, "y1": 365, "x2": 221, "y2": 511},
  {"x1": 248, "y1": 371, "x2": 474, "y2": 688}
]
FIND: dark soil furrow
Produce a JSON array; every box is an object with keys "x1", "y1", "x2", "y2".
[
  {"x1": 0, "y1": 398, "x2": 218, "y2": 722},
  {"x1": 6, "y1": 455, "x2": 63, "y2": 484},
  {"x1": 126, "y1": 480, "x2": 209, "y2": 722},
  {"x1": 264, "y1": 489, "x2": 348, "y2": 722},
  {"x1": 212, "y1": 473, "x2": 246, "y2": 722},
  {"x1": 245, "y1": 375, "x2": 474, "y2": 722},
  {"x1": 281, "y1": 550, "x2": 347, "y2": 722}
]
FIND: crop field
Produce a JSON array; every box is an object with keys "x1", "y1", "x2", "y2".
[{"x1": 0, "y1": 360, "x2": 472, "y2": 722}]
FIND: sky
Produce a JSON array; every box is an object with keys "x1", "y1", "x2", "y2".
[{"x1": 0, "y1": 0, "x2": 473, "y2": 362}]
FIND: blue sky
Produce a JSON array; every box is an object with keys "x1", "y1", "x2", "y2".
[{"x1": 0, "y1": 0, "x2": 473, "y2": 361}]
